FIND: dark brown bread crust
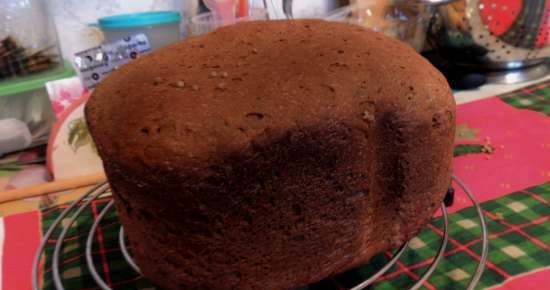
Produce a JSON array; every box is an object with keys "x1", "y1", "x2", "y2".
[{"x1": 85, "y1": 20, "x2": 455, "y2": 290}]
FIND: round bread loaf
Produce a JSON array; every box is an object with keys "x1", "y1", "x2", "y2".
[{"x1": 86, "y1": 20, "x2": 455, "y2": 290}]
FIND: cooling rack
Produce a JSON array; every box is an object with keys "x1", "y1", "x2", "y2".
[{"x1": 32, "y1": 175, "x2": 488, "y2": 290}]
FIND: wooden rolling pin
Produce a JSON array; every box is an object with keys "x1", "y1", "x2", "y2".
[{"x1": 0, "y1": 172, "x2": 106, "y2": 204}]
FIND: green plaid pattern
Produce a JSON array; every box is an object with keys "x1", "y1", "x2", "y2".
[
  {"x1": 500, "y1": 82, "x2": 550, "y2": 116},
  {"x1": 453, "y1": 145, "x2": 486, "y2": 157},
  {"x1": 327, "y1": 182, "x2": 548, "y2": 290},
  {"x1": 41, "y1": 198, "x2": 152, "y2": 290},
  {"x1": 40, "y1": 182, "x2": 550, "y2": 290}
]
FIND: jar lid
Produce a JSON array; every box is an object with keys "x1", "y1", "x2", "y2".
[
  {"x1": 0, "y1": 62, "x2": 75, "y2": 97},
  {"x1": 98, "y1": 11, "x2": 182, "y2": 29}
]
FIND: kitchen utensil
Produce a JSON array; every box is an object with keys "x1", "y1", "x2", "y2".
[
  {"x1": 0, "y1": 172, "x2": 106, "y2": 204},
  {"x1": 432, "y1": 0, "x2": 550, "y2": 82},
  {"x1": 31, "y1": 176, "x2": 488, "y2": 290},
  {"x1": 97, "y1": 11, "x2": 182, "y2": 51}
]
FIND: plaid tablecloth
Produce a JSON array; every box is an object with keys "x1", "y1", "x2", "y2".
[{"x1": 2, "y1": 80, "x2": 550, "y2": 290}]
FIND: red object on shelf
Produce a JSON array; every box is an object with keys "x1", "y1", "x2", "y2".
[{"x1": 238, "y1": 0, "x2": 249, "y2": 17}]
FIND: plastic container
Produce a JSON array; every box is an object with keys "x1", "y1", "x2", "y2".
[
  {"x1": 0, "y1": 0, "x2": 63, "y2": 80},
  {"x1": 189, "y1": 8, "x2": 268, "y2": 36},
  {"x1": 0, "y1": 64, "x2": 75, "y2": 155},
  {"x1": 97, "y1": 11, "x2": 182, "y2": 51}
]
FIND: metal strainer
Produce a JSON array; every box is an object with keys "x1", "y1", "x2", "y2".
[{"x1": 434, "y1": 0, "x2": 550, "y2": 69}]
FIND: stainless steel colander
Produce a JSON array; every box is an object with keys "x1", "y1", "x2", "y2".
[{"x1": 434, "y1": 0, "x2": 550, "y2": 69}]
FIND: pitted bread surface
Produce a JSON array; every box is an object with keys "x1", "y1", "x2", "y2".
[{"x1": 86, "y1": 20, "x2": 455, "y2": 290}]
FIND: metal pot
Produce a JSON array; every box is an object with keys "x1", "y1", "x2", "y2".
[{"x1": 433, "y1": 0, "x2": 550, "y2": 69}]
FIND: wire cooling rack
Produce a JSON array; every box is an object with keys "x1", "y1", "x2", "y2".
[{"x1": 32, "y1": 175, "x2": 488, "y2": 290}]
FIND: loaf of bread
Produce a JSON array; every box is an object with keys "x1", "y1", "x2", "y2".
[{"x1": 85, "y1": 20, "x2": 455, "y2": 290}]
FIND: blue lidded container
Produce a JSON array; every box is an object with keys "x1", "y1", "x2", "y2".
[{"x1": 97, "y1": 11, "x2": 182, "y2": 50}]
